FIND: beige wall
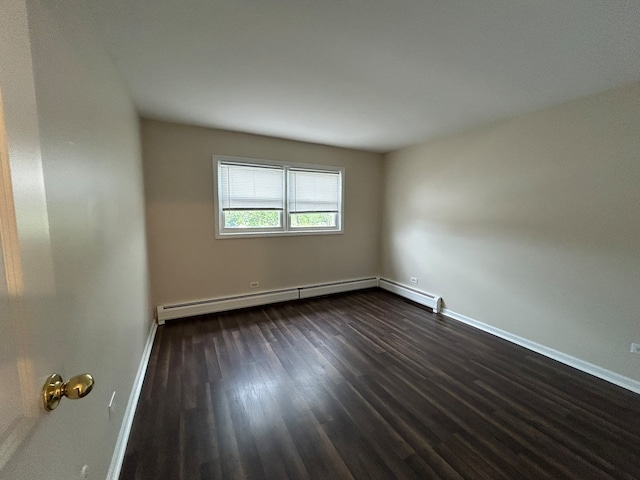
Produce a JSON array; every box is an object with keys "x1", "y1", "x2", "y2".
[
  {"x1": 382, "y1": 82, "x2": 640, "y2": 382},
  {"x1": 2, "y1": 0, "x2": 151, "y2": 478},
  {"x1": 142, "y1": 119, "x2": 382, "y2": 307}
]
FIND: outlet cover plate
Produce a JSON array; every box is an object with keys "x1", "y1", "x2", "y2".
[{"x1": 631, "y1": 343, "x2": 640, "y2": 354}]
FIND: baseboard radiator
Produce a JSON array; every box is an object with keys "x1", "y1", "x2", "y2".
[
  {"x1": 156, "y1": 277, "x2": 379, "y2": 324},
  {"x1": 378, "y1": 278, "x2": 442, "y2": 313}
]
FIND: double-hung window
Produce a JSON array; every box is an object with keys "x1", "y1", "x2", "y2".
[{"x1": 215, "y1": 155, "x2": 343, "y2": 237}]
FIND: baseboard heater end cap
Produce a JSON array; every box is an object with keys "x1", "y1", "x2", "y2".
[
  {"x1": 379, "y1": 278, "x2": 442, "y2": 314},
  {"x1": 433, "y1": 296, "x2": 443, "y2": 314}
]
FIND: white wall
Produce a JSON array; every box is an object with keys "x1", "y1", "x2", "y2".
[
  {"x1": 1, "y1": 0, "x2": 151, "y2": 478},
  {"x1": 142, "y1": 119, "x2": 382, "y2": 308},
  {"x1": 382, "y1": 82, "x2": 640, "y2": 382}
]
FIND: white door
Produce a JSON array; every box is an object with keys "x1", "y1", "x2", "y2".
[
  {"x1": 0, "y1": 84, "x2": 78, "y2": 477},
  {"x1": 0, "y1": 0, "x2": 104, "y2": 475}
]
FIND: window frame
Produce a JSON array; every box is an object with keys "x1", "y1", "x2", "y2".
[{"x1": 214, "y1": 155, "x2": 344, "y2": 239}]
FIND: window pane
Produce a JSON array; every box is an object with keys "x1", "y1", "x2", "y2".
[
  {"x1": 224, "y1": 210, "x2": 281, "y2": 229},
  {"x1": 288, "y1": 170, "x2": 340, "y2": 213},
  {"x1": 220, "y1": 163, "x2": 284, "y2": 209},
  {"x1": 290, "y1": 212, "x2": 337, "y2": 228}
]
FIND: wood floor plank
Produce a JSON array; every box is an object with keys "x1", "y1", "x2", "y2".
[{"x1": 121, "y1": 289, "x2": 640, "y2": 479}]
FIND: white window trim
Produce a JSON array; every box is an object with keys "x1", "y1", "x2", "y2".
[{"x1": 213, "y1": 155, "x2": 345, "y2": 239}]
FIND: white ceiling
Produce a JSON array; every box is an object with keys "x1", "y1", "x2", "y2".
[{"x1": 87, "y1": 0, "x2": 640, "y2": 153}]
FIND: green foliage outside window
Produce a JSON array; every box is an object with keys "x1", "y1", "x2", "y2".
[
  {"x1": 224, "y1": 211, "x2": 337, "y2": 229},
  {"x1": 224, "y1": 210, "x2": 280, "y2": 228},
  {"x1": 290, "y1": 213, "x2": 336, "y2": 227}
]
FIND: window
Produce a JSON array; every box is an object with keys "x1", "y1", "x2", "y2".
[{"x1": 215, "y1": 155, "x2": 343, "y2": 237}]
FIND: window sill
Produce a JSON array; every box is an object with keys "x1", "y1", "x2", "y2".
[{"x1": 215, "y1": 229, "x2": 344, "y2": 240}]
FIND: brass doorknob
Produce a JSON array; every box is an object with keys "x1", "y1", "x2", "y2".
[{"x1": 42, "y1": 373, "x2": 94, "y2": 411}]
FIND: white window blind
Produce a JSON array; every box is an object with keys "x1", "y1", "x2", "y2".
[
  {"x1": 219, "y1": 163, "x2": 284, "y2": 210},
  {"x1": 288, "y1": 169, "x2": 340, "y2": 214}
]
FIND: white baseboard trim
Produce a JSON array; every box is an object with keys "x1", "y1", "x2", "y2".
[
  {"x1": 106, "y1": 321, "x2": 158, "y2": 480},
  {"x1": 379, "y1": 278, "x2": 442, "y2": 313},
  {"x1": 441, "y1": 308, "x2": 640, "y2": 395},
  {"x1": 157, "y1": 277, "x2": 380, "y2": 324}
]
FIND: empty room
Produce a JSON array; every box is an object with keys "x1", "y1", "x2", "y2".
[{"x1": 0, "y1": 0, "x2": 639, "y2": 479}]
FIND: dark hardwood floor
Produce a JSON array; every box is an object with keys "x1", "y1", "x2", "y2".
[{"x1": 121, "y1": 289, "x2": 640, "y2": 479}]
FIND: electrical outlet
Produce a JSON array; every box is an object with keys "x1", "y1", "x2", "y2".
[
  {"x1": 108, "y1": 391, "x2": 116, "y2": 420},
  {"x1": 630, "y1": 343, "x2": 640, "y2": 355},
  {"x1": 250, "y1": 281, "x2": 259, "y2": 288},
  {"x1": 410, "y1": 277, "x2": 418, "y2": 284}
]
